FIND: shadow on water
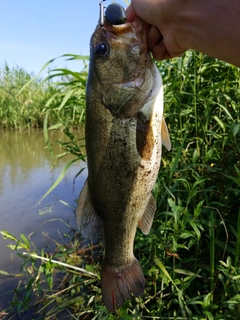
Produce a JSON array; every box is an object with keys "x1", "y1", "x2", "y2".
[{"x1": 0, "y1": 129, "x2": 87, "y2": 312}]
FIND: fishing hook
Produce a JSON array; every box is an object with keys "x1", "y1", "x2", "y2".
[{"x1": 99, "y1": 0, "x2": 106, "y2": 26}]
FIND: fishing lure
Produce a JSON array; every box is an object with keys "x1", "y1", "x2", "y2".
[
  {"x1": 105, "y1": 3, "x2": 127, "y2": 25},
  {"x1": 99, "y1": 1, "x2": 127, "y2": 26}
]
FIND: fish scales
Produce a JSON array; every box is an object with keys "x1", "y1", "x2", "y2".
[{"x1": 76, "y1": 7, "x2": 171, "y2": 312}]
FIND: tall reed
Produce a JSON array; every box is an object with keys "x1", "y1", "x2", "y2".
[
  {"x1": 0, "y1": 59, "x2": 87, "y2": 130},
  {"x1": 0, "y1": 63, "x2": 53, "y2": 129}
]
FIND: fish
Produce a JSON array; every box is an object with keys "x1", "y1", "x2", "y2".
[{"x1": 76, "y1": 2, "x2": 171, "y2": 312}]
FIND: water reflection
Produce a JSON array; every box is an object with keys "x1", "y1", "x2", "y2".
[
  {"x1": 0, "y1": 130, "x2": 85, "y2": 191},
  {"x1": 0, "y1": 129, "x2": 87, "y2": 311}
]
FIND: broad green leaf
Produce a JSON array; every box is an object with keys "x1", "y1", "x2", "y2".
[
  {"x1": 58, "y1": 89, "x2": 73, "y2": 111},
  {"x1": 192, "y1": 148, "x2": 199, "y2": 164},
  {"x1": 7, "y1": 243, "x2": 26, "y2": 250},
  {"x1": 154, "y1": 258, "x2": 176, "y2": 288},
  {"x1": 0, "y1": 230, "x2": 17, "y2": 241},
  {"x1": 203, "y1": 310, "x2": 214, "y2": 320},
  {"x1": 203, "y1": 292, "x2": 213, "y2": 307},
  {"x1": 174, "y1": 268, "x2": 201, "y2": 277},
  {"x1": 0, "y1": 270, "x2": 15, "y2": 276},
  {"x1": 20, "y1": 234, "x2": 30, "y2": 250},
  {"x1": 213, "y1": 115, "x2": 225, "y2": 131},
  {"x1": 232, "y1": 123, "x2": 240, "y2": 136},
  {"x1": 188, "y1": 220, "x2": 201, "y2": 241},
  {"x1": 180, "y1": 231, "x2": 195, "y2": 239},
  {"x1": 194, "y1": 200, "x2": 204, "y2": 218},
  {"x1": 227, "y1": 294, "x2": 240, "y2": 302}
]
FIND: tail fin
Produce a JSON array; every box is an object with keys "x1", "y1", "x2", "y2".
[{"x1": 101, "y1": 258, "x2": 146, "y2": 312}]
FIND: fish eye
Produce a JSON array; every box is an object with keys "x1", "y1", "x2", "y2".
[{"x1": 95, "y1": 43, "x2": 109, "y2": 57}]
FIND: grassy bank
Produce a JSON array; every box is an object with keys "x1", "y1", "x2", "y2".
[
  {"x1": 0, "y1": 60, "x2": 87, "y2": 129},
  {"x1": 1, "y1": 52, "x2": 240, "y2": 319}
]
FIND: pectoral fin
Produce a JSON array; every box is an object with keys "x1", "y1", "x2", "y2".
[
  {"x1": 138, "y1": 195, "x2": 156, "y2": 235},
  {"x1": 161, "y1": 117, "x2": 171, "y2": 151},
  {"x1": 76, "y1": 179, "x2": 103, "y2": 240}
]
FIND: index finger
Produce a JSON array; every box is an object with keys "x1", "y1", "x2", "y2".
[{"x1": 126, "y1": 4, "x2": 137, "y2": 22}]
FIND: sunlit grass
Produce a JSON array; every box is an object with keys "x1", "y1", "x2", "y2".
[
  {"x1": 0, "y1": 63, "x2": 52, "y2": 129},
  {"x1": 0, "y1": 57, "x2": 88, "y2": 130}
]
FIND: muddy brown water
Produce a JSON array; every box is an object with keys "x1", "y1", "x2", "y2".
[{"x1": 0, "y1": 129, "x2": 87, "y2": 312}]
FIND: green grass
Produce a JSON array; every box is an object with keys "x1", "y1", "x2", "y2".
[{"x1": 1, "y1": 51, "x2": 240, "y2": 319}]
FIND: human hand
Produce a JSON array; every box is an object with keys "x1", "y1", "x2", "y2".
[
  {"x1": 126, "y1": 0, "x2": 240, "y2": 67},
  {"x1": 126, "y1": 0, "x2": 188, "y2": 60}
]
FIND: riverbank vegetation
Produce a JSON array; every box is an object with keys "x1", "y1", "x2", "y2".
[
  {"x1": 1, "y1": 52, "x2": 240, "y2": 319},
  {"x1": 0, "y1": 59, "x2": 87, "y2": 129},
  {"x1": 0, "y1": 63, "x2": 51, "y2": 129}
]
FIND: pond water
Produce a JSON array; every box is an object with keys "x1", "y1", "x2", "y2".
[{"x1": 0, "y1": 129, "x2": 87, "y2": 312}]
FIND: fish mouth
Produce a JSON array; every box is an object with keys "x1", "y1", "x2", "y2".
[
  {"x1": 103, "y1": 19, "x2": 139, "y2": 32},
  {"x1": 101, "y1": 17, "x2": 147, "y2": 46},
  {"x1": 115, "y1": 18, "x2": 144, "y2": 33}
]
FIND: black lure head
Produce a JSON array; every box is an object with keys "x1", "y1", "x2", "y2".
[{"x1": 105, "y1": 3, "x2": 127, "y2": 25}]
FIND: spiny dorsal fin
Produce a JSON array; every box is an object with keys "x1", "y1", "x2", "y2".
[
  {"x1": 161, "y1": 117, "x2": 171, "y2": 151},
  {"x1": 76, "y1": 179, "x2": 103, "y2": 240},
  {"x1": 138, "y1": 195, "x2": 156, "y2": 235}
]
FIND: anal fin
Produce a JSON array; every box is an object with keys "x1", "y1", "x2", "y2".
[
  {"x1": 76, "y1": 179, "x2": 103, "y2": 240},
  {"x1": 138, "y1": 195, "x2": 156, "y2": 235}
]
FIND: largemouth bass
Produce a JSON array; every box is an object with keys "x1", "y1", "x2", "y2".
[{"x1": 76, "y1": 3, "x2": 171, "y2": 312}]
